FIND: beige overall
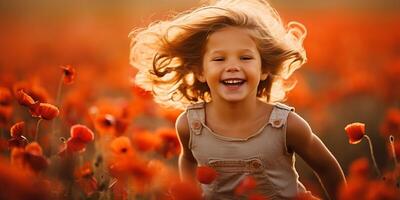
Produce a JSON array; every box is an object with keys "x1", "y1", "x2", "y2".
[{"x1": 186, "y1": 102, "x2": 310, "y2": 200}]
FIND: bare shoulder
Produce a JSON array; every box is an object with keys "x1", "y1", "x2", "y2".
[{"x1": 286, "y1": 111, "x2": 314, "y2": 152}]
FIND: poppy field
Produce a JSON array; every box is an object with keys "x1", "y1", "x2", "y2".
[{"x1": 0, "y1": 1, "x2": 399, "y2": 199}]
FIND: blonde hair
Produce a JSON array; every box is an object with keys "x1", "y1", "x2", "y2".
[{"x1": 129, "y1": 0, "x2": 307, "y2": 110}]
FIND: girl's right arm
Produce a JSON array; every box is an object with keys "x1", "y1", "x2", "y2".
[{"x1": 175, "y1": 111, "x2": 198, "y2": 181}]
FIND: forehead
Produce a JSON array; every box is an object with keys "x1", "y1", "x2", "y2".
[{"x1": 205, "y1": 27, "x2": 258, "y2": 54}]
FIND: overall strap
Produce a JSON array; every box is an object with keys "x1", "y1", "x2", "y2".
[
  {"x1": 186, "y1": 102, "x2": 206, "y2": 136},
  {"x1": 268, "y1": 103, "x2": 295, "y2": 128}
]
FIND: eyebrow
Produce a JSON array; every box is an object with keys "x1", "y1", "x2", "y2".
[{"x1": 208, "y1": 49, "x2": 256, "y2": 55}]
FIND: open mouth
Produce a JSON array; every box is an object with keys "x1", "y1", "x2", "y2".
[{"x1": 220, "y1": 78, "x2": 246, "y2": 86}]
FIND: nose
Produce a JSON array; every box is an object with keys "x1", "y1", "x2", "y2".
[{"x1": 225, "y1": 65, "x2": 240, "y2": 73}]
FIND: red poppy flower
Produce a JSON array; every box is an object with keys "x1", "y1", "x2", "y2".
[
  {"x1": 38, "y1": 103, "x2": 59, "y2": 120},
  {"x1": 234, "y1": 176, "x2": 257, "y2": 196},
  {"x1": 344, "y1": 122, "x2": 366, "y2": 144},
  {"x1": 132, "y1": 130, "x2": 161, "y2": 152},
  {"x1": 58, "y1": 125, "x2": 94, "y2": 155},
  {"x1": 89, "y1": 101, "x2": 131, "y2": 137},
  {"x1": 110, "y1": 136, "x2": 133, "y2": 155},
  {"x1": 70, "y1": 124, "x2": 94, "y2": 143},
  {"x1": 25, "y1": 142, "x2": 43, "y2": 156},
  {"x1": 30, "y1": 102, "x2": 59, "y2": 120},
  {"x1": 60, "y1": 65, "x2": 76, "y2": 85},
  {"x1": 348, "y1": 157, "x2": 370, "y2": 178},
  {"x1": 65, "y1": 137, "x2": 87, "y2": 152},
  {"x1": 196, "y1": 166, "x2": 217, "y2": 184},
  {"x1": 0, "y1": 86, "x2": 13, "y2": 106},
  {"x1": 93, "y1": 113, "x2": 116, "y2": 133},
  {"x1": 380, "y1": 108, "x2": 400, "y2": 137},
  {"x1": 11, "y1": 143, "x2": 49, "y2": 173},
  {"x1": 10, "y1": 121, "x2": 25, "y2": 137},
  {"x1": 13, "y1": 81, "x2": 50, "y2": 103},
  {"x1": 15, "y1": 90, "x2": 35, "y2": 107},
  {"x1": 339, "y1": 173, "x2": 368, "y2": 200},
  {"x1": 155, "y1": 128, "x2": 181, "y2": 158}
]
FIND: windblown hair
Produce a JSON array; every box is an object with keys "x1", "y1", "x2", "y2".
[{"x1": 129, "y1": 0, "x2": 307, "y2": 110}]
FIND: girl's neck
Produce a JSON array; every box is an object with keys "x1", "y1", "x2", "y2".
[{"x1": 206, "y1": 98, "x2": 262, "y2": 123}]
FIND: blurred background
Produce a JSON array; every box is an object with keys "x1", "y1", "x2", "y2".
[{"x1": 0, "y1": 0, "x2": 399, "y2": 199}]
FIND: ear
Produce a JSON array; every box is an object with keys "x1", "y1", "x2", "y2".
[
  {"x1": 260, "y1": 72, "x2": 268, "y2": 81},
  {"x1": 195, "y1": 72, "x2": 206, "y2": 83}
]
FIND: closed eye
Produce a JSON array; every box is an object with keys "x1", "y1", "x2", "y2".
[
  {"x1": 240, "y1": 56, "x2": 253, "y2": 60},
  {"x1": 212, "y1": 57, "x2": 225, "y2": 61}
]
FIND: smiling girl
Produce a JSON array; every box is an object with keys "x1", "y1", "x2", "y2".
[{"x1": 129, "y1": 0, "x2": 346, "y2": 199}]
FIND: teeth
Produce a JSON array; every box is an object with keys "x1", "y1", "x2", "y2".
[{"x1": 222, "y1": 79, "x2": 244, "y2": 84}]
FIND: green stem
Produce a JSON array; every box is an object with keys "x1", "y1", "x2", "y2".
[
  {"x1": 35, "y1": 118, "x2": 43, "y2": 141},
  {"x1": 55, "y1": 73, "x2": 64, "y2": 108},
  {"x1": 52, "y1": 74, "x2": 64, "y2": 133},
  {"x1": 364, "y1": 135, "x2": 381, "y2": 177},
  {"x1": 49, "y1": 74, "x2": 64, "y2": 154}
]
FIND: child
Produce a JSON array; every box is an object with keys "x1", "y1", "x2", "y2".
[{"x1": 129, "y1": 0, "x2": 346, "y2": 199}]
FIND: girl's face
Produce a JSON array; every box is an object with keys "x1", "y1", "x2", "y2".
[{"x1": 199, "y1": 26, "x2": 268, "y2": 103}]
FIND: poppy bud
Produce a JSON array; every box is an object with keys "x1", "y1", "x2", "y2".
[
  {"x1": 15, "y1": 90, "x2": 35, "y2": 107},
  {"x1": 345, "y1": 122, "x2": 366, "y2": 144},
  {"x1": 61, "y1": 65, "x2": 76, "y2": 84},
  {"x1": 10, "y1": 121, "x2": 25, "y2": 137},
  {"x1": 39, "y1": 103, "x2": 59, "y2": 120}
]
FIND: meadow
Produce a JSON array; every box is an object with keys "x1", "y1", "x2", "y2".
[{"x1": 0, "y1": 1, "x2": 399, "y2": 199}]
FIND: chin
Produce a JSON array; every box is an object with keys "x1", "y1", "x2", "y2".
[{"x1": 221, "y1": 95, "x2": 247, "y2": 103}]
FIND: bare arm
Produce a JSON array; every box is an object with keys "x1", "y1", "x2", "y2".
[
  {"x1": 286, "y1": 112, "x2": 346, "y2": 200},
  {"x1": 175, "y1": 111, "x2": 198, "y2": 181}
]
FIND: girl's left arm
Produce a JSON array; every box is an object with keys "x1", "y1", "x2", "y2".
[{"x1": 286, "y1": 112, "x2": 347, "y2": 200}]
